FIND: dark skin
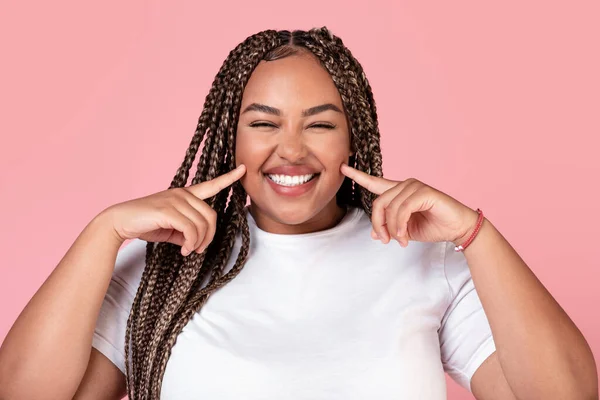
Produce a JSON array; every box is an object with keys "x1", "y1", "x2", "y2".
[{"x1": 235, "y1": 50, "x2": 352, "y2": 235}]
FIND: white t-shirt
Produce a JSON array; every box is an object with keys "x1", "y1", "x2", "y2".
[{"x1": 92, "y1": 206, "x2": 496, "y2": 399}]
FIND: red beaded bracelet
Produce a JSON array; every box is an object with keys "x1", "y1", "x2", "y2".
[{"x1": 454, "y1": 208, "x2": 484, "y2": 252}]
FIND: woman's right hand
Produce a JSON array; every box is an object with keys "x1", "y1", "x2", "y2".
[{"x1": 101, "y1": 164, "x2": 246, "y2": 256}]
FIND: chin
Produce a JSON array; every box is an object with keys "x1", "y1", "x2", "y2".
[{"x1": 261, "y1": 202, "x2": 320, "y2": 225}]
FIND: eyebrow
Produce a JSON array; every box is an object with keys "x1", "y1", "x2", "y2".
[{"x1": 241, "y1": 103, "x2": 343, "y2": 117}]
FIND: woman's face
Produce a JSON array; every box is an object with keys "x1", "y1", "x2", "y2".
[{"x1": 235, "y1": 51, "x2": 352, "y2": 234}]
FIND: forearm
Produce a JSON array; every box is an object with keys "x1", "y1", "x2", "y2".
[
  {"x1": 458, "y1": 217, "x2": 598, "y2": 399},
  {"x1": 0, "y1": 210, "x2": 124, "y2": 399}
]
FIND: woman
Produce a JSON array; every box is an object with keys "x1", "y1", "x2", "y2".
[{"x1": 0, "y1": 27, "x2": 596, "y2": 400}]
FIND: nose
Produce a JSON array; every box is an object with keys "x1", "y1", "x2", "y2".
[{"x1": 275, "y1": 128, "x2": 308, "y2": 163}]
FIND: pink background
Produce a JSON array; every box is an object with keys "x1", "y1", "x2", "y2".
[{"x1": 1, "y1": 1, "x2": 599, "y2": 398}]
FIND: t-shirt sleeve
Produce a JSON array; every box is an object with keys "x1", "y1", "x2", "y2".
[
  {"x1": 91, "y1": 238, "x2": 148, "y2": 375},
  {"x1": 438, "y1": 241, "x2": 497, "y2": 392}
]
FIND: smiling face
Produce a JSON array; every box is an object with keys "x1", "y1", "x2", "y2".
[{"x1": 235, "y1": 49, "x2": 352, "y2": 234}]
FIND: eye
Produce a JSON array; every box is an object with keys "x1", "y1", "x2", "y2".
[
  {"x1": 249, "y1": 122, "x2": 277, "y2": 129},
  {"x1": 309, "y1": 123, "x2": 336, "y2": 130}
]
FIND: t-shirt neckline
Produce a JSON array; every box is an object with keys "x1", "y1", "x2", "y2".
[{"x1": 244, "y1": 205, "x2": 363, "y2": 243}]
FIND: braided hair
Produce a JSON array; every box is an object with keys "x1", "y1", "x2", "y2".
[{"x1": 123, "y1": 26, "x2": 383, "y2": 399}]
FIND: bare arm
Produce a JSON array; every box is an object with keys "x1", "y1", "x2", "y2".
[
  {"x1": 0, "y1": 166, "x2": 247, "y2": 400},
  {"x1": 462, "y1": 217, "x2": 598, "y2": 400},
  {"x1": 71, "y1": 348, "x2": 127, "y2": 400},
  {"x1": 0, "y1": 209, "x2": 125, "y2": 400}
]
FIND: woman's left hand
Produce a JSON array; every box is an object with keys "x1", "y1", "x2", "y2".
[{"x1": 340, "y1": 163, "x2": 480, "y2": 247}]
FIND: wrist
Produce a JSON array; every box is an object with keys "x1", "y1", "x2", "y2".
[
  {"x1": 90, "y1": 207, "x2": 126, "y2": 250},
  {"x1": 452, "y1": 208, "x2": 480, "y2": 248}
]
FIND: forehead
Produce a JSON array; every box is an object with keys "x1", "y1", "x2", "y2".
[{"x1": 241, "y1": 52, "x2": 343, "y2": 109}]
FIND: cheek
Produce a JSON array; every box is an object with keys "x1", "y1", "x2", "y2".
[
  {"x1": 311, "y1": 133, "x2": 351, "y2": 166},
  {"x1": 234, "y1": 132, "x2": 254, "y2": 193},
  {"x1": 234, "y1": 131, "x2": 248, "y2": 163},
  {"x1": 309, "y1": 136, "x2": 350, "y2": 191},
  {"x1": 234, "y1": 132, "x2": 273, "y2": 194},
  {"x1": 235, "y1": 132, "x2": 267, "y2": 167}
]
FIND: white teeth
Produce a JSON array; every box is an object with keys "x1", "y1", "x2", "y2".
[{"x1": 267, "y1": 173, "x2": 315, "y2": 186}]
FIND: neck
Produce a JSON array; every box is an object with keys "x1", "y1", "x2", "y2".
[{"x1": 249, "y1": 200, "x2": 347, "y2": 235}]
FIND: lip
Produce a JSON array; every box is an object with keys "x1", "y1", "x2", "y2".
[
  {"x1": 263, "y1": 165, "x2": 320, "y2": 176},
  {"x1": 265, "y1": 173, "x2": 319, "y2": 197}
]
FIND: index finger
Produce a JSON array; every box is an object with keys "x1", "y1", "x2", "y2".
[
  {"x1": 340, "y1": 163, "x2": 396, "y2": 195},
  {"x1": 186, "y1": 164, "x2": 246, "y2": 199}
]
